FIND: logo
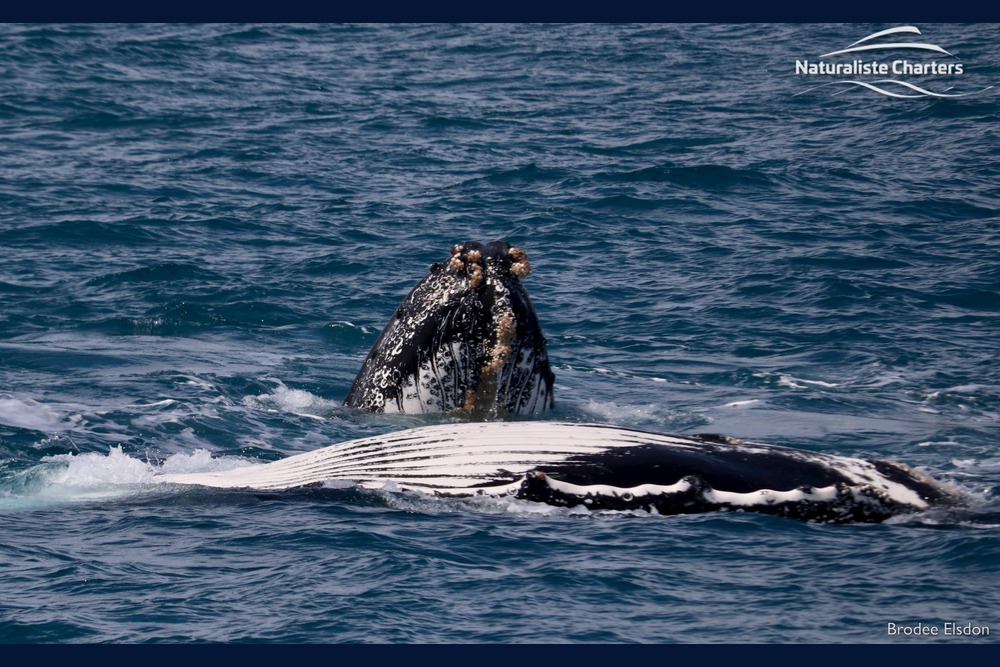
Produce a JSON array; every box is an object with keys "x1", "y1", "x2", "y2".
[{"x1": 795, "y1": 26, "x2": 993, "y2": 98}]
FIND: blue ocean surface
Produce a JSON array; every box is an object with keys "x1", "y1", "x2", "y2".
[{"x1": 1, "y1": 23, "x2": 999, "y2": 643}]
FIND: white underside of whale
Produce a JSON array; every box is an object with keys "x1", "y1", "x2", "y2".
[{"x1": 154, "y1": 421, "x2": 930, "y2": 510}]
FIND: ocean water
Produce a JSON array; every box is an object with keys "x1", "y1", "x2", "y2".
[{"x1": 1, "y1": 23, "x2": 999, "y2": 644}]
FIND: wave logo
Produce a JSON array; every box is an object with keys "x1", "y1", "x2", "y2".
[{"x1": 795, "y1": 26, "x2": 993, "y2": 99}]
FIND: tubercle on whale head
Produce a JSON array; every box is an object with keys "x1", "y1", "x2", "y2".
[{"x1": 438, "y1": 241, "x2": 532, "y2": 288}]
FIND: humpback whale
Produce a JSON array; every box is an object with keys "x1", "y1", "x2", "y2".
[
  {"x1": 157, "y1": 421, "x2": 958, "y2": 523},
  {"x1": 345, "y1": 241, "x2": 554, "y2": 417},
  {"x1": 157, "y1": 240, "x2": 962, "y2": 522}
]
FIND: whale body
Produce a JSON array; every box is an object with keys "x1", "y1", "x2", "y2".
[{"x1": 157, "y1": 420, "x2": 959, "y2": 523}]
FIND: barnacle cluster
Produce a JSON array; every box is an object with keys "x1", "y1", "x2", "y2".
[{"x1": 446, "y1": 242, "x2": 531, "y2": 288}]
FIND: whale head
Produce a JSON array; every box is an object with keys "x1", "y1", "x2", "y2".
[{"x1": 345, "y1": 241, "x2": 555, "y2": 418}]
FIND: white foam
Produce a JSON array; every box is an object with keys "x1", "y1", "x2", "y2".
[
  {"x1": 5, "y1": 446, "x2": 258, "y2": 507},
  {"x1": 915, "y1": 439, "x2": 963, "y2": 448},
  {"x1": 0, "y1": 396, "x2": 76, "y2": 432},
  {"x1": 42, "y1": 446, "x2": 157, "y2": 486},
  {"x1": 939, "y1": 384, "x2": 990, "y2": 395},
  {"x1": 159, "y1": 449, "x2": 254, "y2": 475},
  {"x1": 326, "y1": 320, "x2": 376, "y2": 335},
  {"x1": 951, "y1": 457, "x2": 1000, "y2": 472},
  {"x1": 858, "y1": 367, "x2": 909, "y2": 389},
  {"x1": 723, "y1": 399, "x2": 761, "y2": 408},
  {"x1": 777, "y1": 374, "x2": 839, "y2": 390},
  {"x1": 379, "y1": 485, "x2": 591, "y2": 518},
  {"x1": 242, "y1": 380, "x2": 342, "y2": 419},
  {"x1": 577, "y1": 398, "x2": 685, "y2": 426}
]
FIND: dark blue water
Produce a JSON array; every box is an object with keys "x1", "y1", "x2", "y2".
[{"x1": 1, "y1": 23, "x2": 999, "y2": 644}]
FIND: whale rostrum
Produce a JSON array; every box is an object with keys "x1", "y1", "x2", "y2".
[{"x1": 345, "y1": 241, "x2": 554, "y2": 417}]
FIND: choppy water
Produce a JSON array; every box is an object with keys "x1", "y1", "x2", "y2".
[{"x1": 1, "y1": 23, "x2": 999, "y2": 644}]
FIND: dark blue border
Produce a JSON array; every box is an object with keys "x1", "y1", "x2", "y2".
[
  {"x1": 4, "y1": 1, "x2": 1000, "y2": 23},
  {"x1": 2, "y1": 643, "x2": 998, "y2": 655}
]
